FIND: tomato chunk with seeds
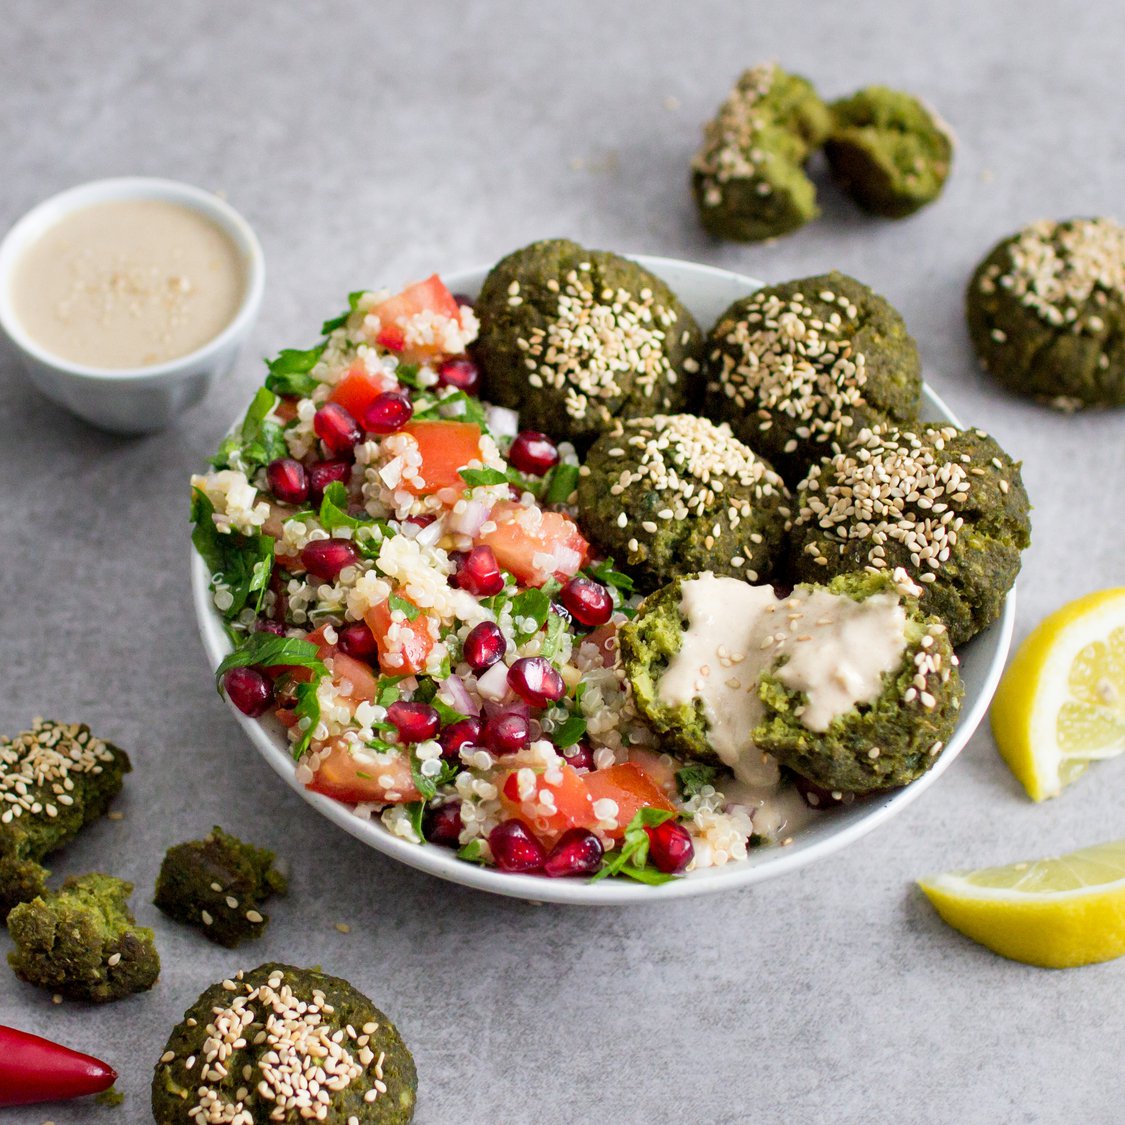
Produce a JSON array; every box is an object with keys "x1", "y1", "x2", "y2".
[
  {"x1": 364, "y1": 597, "x2": 434, "y2": 675},
  {"x1": 398, "y1": 420, "x2": 484, "y2": 496},
  {"x1": 479, "y1": 500, "x2": 588, "y2": 587},
  {"x1": 307, "y1": 740, "x2": 420, "y2": 804},
  {"x1": 326, "y1": 651, "x2": 378, "y2": 704},
  {"x1": 499, "y1": 762, "x2": 597, "y2": 841},
  {"x1": 371, "y1": 275, "x2": 462, "y2": 358},
  {"x1": 583, "y1": 762, "x2": 676, "y2": 839}
]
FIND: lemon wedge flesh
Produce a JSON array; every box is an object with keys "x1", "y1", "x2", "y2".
[
  {"x1": 919, "y1": 839, "x2": 1125, "y2": 967},
  {"x1": 990, "y1": 587, "x2": 1125, "y2": 801}
]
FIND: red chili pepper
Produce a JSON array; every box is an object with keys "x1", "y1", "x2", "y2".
[{"x1": 0, "y1": 1024, "x2": 117, "y2": 1107}]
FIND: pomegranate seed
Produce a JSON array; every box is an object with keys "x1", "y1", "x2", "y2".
[
  {"x1": 561, "y1": 742, "x2": 595, "y2": 770},
  {"x1": 224, "y1": 667, "x2": 274, "y2": 717},
  {"x1": 405, "y1": 514, "x2": 436, "y2": 529},
  {"x1": 488, "y1": 819, "x2": 546, "y2": 873},
  {"x1": 501, "y1": 771, "x2": 524, "y2": 803},
  {"x1": 307, "y1": 460, "x2": 350, "y2": 505},
  {"x1": 560, "y1": 576, "x2": 613, "y2": 628},
  {"x1": 424, "y1": 801, "x2": 464, "y2": 847},
  {"x1": 507, "y1": 657, "x2": 566, "y2": 708},
  {"x1": 792, "y1": 773, "x2": 855, "y2": 810},
  {"x1": 363, "y1": 391, "x2": 413, "y2": 435},
  {"x1": 437, "y1": 356, "x2": 481, "y2": 395},
  {"x1": 544, "y1": 828, "x2": 604, "y2": 877},
  {"x1": 386, "y1": 701, "x2": 441, "y2": 743},
  {"x1": 314, "y1": 402, "x2": 362, "y2": 455},
  {"x1": 645, "y1": 819, "x2": 694, "y2": 874},
  {"x1": 454, "y1": 546, "x2": 504, "y2": 596},
  {"x1": 300, "y1": 538, "x2": 360, "y2": 581},
  {"x1": 266, "y1": 458, "x2": 309, "y2": 505},
  {"x1": 483, "y1": 711, "x2": 530, "y2": 756},
  {"x1": 337, "y1": 621, "x2": 378, "y2": 660},
  {"x1": 256, "y1": 620, "x2": 286, "y2": 636},
  {"x1": 451, "y1": 293, "x2": 475, "y2": 310},
  {"x1": 463, "y1": 621, "x2": 506, "y2": 673},
  {"x1": 508, "y1": 431, "x2": 559, "y2": 477},
  {"x1": 439, "y1": 717, "x2": 483, "y2": 760}
]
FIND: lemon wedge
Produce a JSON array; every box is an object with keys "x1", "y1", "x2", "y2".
[
  {"x1": 990, "y1": 587, "x2": 1125, "y2": 801},
  {"x1": 919, "y1": 839, "x2": 1125, "y2": 967}
]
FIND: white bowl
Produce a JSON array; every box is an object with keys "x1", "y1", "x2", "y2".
[
  {"x1": 192, "y1": 256, "x2": 1015, "y2": 905},
  {"x1": 0, "y1": 177, "x2": 265, "y2": 434}
]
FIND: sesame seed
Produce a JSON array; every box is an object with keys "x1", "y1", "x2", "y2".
[{"x1": 245, "y1": 909, "x2": 264, "y2": 924}]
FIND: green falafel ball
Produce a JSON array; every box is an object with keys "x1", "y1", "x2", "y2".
[
  {"x1": 825, "y1": 86, "x2": 953, "y2": 218},
  {"x1": 790, "y1": 425, "x2": 1031, "y2": 645},
  {"x1": 578, "y1": 414, "x2": 790, "y2": 593},
  {"x1": 703, "y1": 273, "x2": 922, "y2": 482},
  {"x1": 691, "y1": 63, "x2": 831, "y2": 241},
  {"x1": 967, "y1": 217, "x2": 1125, "y2": 409},
  {"x1": 753, "y1": 572, "x2": 964, "y2": 792},
  {"x1": 7, "y1": 873, "x2": 159, "y2": 1002},
  {"x1": 154, "y1": 826, "x2": 287, "y2": 948},
  {"x1": 0, "y1": 719, "x2": 131, "y2": 919},
  {"x1": 472, "y1": 239, "x2": 703, "y2": 451},
  {"x1": 152, "y1": 963, "x2": 417, "y2": 1124}
]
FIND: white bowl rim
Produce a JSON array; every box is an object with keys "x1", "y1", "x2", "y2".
[
  {"x1": 191, "y1": 255, "x2": 1015, "y2": 906},
  {"x1": 0, "y1": 176, "x2": 266, "y2": 384}
]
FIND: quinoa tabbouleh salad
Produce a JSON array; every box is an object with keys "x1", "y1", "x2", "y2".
[{"x1": 191, "y1": 254, "x2": 1027, "y2": 885}]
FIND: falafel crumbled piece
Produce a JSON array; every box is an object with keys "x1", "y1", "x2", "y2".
[
  {"x1": 7, "y1": 873, "x2": 159, "y2": 1002},
  {"x1": 152, "y1": 963, "x2": 417, "y2": 1124},
  {"x1": 472, "y1": 239, "x2": 704, "y2": 451},
  {"x1": 691, "y1": 63, "x2": 832, "y2": 241},
  {"x1": 578, "y1": 413, "x2": 790, "y2": 593},
  {"x1": 0, "y1": 719, "x2": 130, "y2": 919},
  {"x1": 154, "y1": 826, "x2": 287, "y2": 948},
  {"x1": 825, "y1": 86, "x2": 953, "y2": 218},
  {"x1": 966, "y1": 217, "x2": 1125, "y2": 409},
  {"x1": 703, "y1": 272, "x2": 922, "y2": 482},
  {"x1": 789, "y1": 425, "x2": 1031, "y2": 645}
]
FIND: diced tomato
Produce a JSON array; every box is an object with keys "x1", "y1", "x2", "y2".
[
  {"x1": 307, "y1": 739, "x2": 420, "y2": 805},
  {"x1": 499, "y1": 762, "x2": 597, "y2": 841},
  {"x1": 399, "y1": 420, "x2": 483, "y2": 496},
  {"x1": 370, "y1": 275, "x2": 462, "y2": 358},
  {"x1": 274, "y1": 398, "x2": 300, "y2": 424},
  {"x1": 326, "y1": 651, "x2": 378, "y2": 704},
  {"x1": 478, "y1": 500, "x2": 588, "y2": 587},
  {"x1": 364, "y1": 597, "x2": 434, "y2": 675},
  {"x1": 627, "y1": 748, "x2": 678, "y2": 796},
  {"x1": 583, "y1": 762, "x2": 676, "y2": 839},
  {"x1": 329, "y1": 363, "x2": 399, "y2": 421}
]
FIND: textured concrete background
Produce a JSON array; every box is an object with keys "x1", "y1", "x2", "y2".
[{"x1": 2, "y1": 2, "x2": 1124, "y2": 1122}]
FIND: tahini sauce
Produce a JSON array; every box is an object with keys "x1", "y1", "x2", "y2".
[
  {"x1": 11, "y1": 199, "x2": 245, "y2": 369},
  {"x1": 658, "y1": 574, "x2": 908, "y2": 778}
]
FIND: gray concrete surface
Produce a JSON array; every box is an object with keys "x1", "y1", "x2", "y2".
[{"x1": 2, "y1": 2, "x2": 1124, "y2": 1122}]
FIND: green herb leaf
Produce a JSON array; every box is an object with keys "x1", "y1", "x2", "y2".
[
  {"x1": 212, "y1": 386, "x2": 288, "y2": 476},
  {"x1": 375, "y1": 676, "x2": 406, "y2": 709},
  {"x1": 388, "y1": 593, "x2": 421, "y2": 621},
  {"x1": 412, "y1": 389, "x2": 488, "y2": 427},
  {"x1": 431, "y1": 695, "x2": 469, "y2": 726},
  {"x1": 676, "y1": 764, "x2": 722, "y2": 800},
  {"x1": 539, "y1": 610, "x2": 565, "y2": 661},
  {"x1": 215, "y1": 634, "x2": 326, "y2": 688},
  {"x1": 457, "y1": 838, "x2": 489, "y2": 865},
  {"x1": 264, "y1": 346, "x2": 324, "y2": 396},
  {"x1": 458, "y1": 466, "x2": 509, "y2": 488},
  {"x1": 550, "y1": 713, "x2": 587, "y2": 750},
  {"x1": 510, "y1": 587, "x2": 552, "y2": 641},
  {"x1": 394, "y1": 363, "x2": 424, "y2": 389},
  {"x1": 410, "y1": 755, "x2": 458, "y2": 802},
  {"x1": 584, "y1": 557, "x2": 635, "y2": 596},
  {"x1": 321, "y1": 290, "x2": 367, "y2": 335},
  {"x1": 191, "y1": 489, "x2": 275, "y2": 621},
  {"x1": 543, "y1": 462, "x2": 580, "y2": 506},
  {"x1": 615, "y1": 863, "x2": 675, "y2": 886},
  {"x1": 318, "y1": 480, "x2": 369, "y2": 531},
  {"x1": 590, "y1": 807, "x2": 677, "y2": 883},
  {"x1": 403, "y1": 800, "x2": 426, "y2": 841},
  {"x1": 291, "y1": 680, "x2": 322, "y2": 759}
]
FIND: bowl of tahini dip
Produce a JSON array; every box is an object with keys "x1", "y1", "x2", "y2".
[{"x1": 0, "y1": 177, "x2": 264, "y2": 433}]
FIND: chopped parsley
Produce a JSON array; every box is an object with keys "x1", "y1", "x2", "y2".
[
  {"x1": 318, "y1": 481, "x2": 372, "y2": 531},
  {"x1": 550, "y1": 712, "x2": 587, "y2": 750},
  {"x1": 214, "y1": 633, "x2": 326, "y2": 687},
  {"x1": 458, "y1": 466, "x2": 508, "y2": 488},
  {"x1": 264, "y1": 345, "x2": 324, "y2": 397},
  {"x1": 676, "y1": 764, "x2": 722, "y2": 800},
  {"x1": 543, "y1": 462, "x2": 580, "y2": 506},
  {"x1": 388, "y1": 592, "x2": 421, "y2": 621},
  {"x1": 590, "y1": 808, "x2": 677, "y2": 885},
  {"x1": 191, "y1": 490, "x2": 275, "y2": 621},
  {"x1": 211, "y1": 386, "x2": 288, "y2": 477},
  {"x1": 321, "y1": 290, "x2": 367, "y2": 335}
]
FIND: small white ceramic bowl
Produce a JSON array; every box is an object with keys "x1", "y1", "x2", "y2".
[
  {"x1": 0, "y1": 177, "x2": 265, "y2": 434},
  {"x1": 192, "y1": 256, "x2": 1015, "y2": 905}
]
